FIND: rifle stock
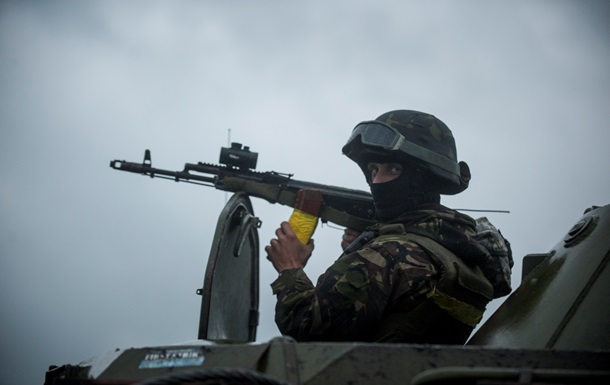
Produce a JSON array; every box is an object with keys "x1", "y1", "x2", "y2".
[{"x1": 110, "y1": 144, "x2": 375, "y2": 231}]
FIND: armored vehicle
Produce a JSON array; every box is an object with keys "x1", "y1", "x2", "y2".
[{"x1": 45, "y1": 146, "x2": 610, "y2": 384}]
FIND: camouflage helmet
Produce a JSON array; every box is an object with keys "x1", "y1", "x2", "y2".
[{"x1": 342, "y1": 109, "x2": 471, "y2": 195}]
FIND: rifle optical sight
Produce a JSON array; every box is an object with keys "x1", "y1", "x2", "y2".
[{"x1": 220, "y1": 143, "x2": 258, "y2": 170}]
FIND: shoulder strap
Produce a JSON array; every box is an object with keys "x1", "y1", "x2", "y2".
[
  {"x1": 402, "y1": 233, "x2": 494, "y2": 299},
  {"x1": 401, "y1": 233, "x2": 494, "y2": 327}
]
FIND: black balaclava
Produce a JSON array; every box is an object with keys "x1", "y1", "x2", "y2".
[{"x1": 368, "y1": 163, "x2": 440, "y2": 222}]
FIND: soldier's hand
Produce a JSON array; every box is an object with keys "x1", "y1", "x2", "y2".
[
  {"x1": 341, "y1": 228, "x2": 361, "y2": 251},
  {"x1": 265, "y1": 221, "x2": 314, "y2": 273}
]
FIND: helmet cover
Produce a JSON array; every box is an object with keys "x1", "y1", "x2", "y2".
[{"x1": 343, "y1": 110, "x2": 470, "y2": 195}]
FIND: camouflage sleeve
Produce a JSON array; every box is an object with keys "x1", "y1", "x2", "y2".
[{"x1": 270, "y1": 239, "x2": 437, "y2": 341}]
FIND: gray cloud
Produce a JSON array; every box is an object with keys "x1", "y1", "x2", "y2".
[{"x1": 1, "y1": 1, "x2": 609, "y2": 384}]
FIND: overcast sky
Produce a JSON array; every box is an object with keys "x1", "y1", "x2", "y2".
[{"x1": 1, "y1": 1, "x2": 609, "y2": 384}]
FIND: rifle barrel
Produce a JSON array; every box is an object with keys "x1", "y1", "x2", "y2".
[{"x1": 109, "y1": 160, "x2": 216, "y2": 185}]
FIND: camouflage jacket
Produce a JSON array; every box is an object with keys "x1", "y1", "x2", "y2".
[{"x1": 271, "y1": 203, "x2": 493, "y2": 343}]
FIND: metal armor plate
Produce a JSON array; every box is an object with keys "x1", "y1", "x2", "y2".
[{"x1": 198, "y1": 192, "x2": 260, "y2": 342}]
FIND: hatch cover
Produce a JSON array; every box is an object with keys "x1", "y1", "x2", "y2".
[{"x1": 198, "y1": 192, "x2": 261, "y2": 342}]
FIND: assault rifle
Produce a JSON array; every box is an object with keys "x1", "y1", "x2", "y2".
[{"x1": 110, "y1": 143, "x2": 376, "y2": 231}]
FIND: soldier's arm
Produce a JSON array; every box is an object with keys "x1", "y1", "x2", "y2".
[{"x1": 271, "y1": 243, "x2": 428, "y2": 341}]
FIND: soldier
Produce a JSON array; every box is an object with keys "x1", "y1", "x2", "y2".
[{"x1": 265, "y1": 110, "x2": 495, "y2": 343}]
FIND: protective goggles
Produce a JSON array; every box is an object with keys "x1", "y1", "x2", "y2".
[{"x1": 344, "y1": 120, "x2": 460, "y2": 176}]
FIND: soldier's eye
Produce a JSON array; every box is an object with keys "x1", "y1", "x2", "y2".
[{"x1": 390, "y1": 164, "x2": 403, "y2": 174}]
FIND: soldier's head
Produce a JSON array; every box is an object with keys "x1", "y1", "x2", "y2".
[{"x1": 342, "y1": 109, "x2": 471, "y2": 221}]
